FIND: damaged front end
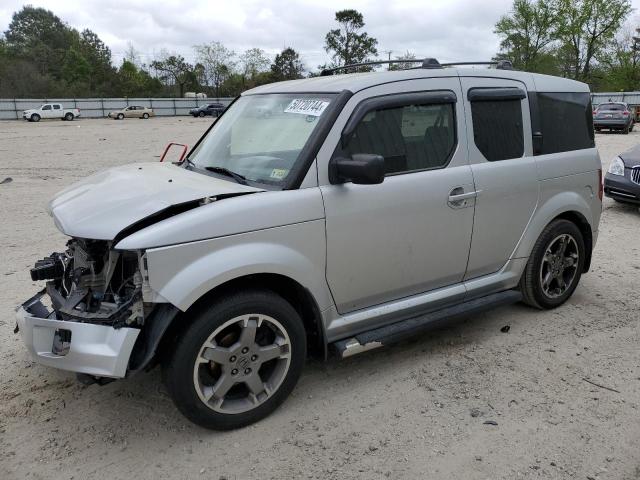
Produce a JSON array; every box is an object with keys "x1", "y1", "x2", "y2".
[
  {"x1": 32, "y1": 239, "x2": 144, "y2": 328},
  {"x1": 16, "y1": 238, "x2": 160, "y2": 379}
]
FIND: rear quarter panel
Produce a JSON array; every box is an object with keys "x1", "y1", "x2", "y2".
[{"x1": 513, "y1": 148, "x2": 602, "y2": 260}]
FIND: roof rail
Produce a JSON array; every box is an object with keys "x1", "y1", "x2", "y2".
[{"x1": 320, "y1": 59, "x2": 514, "y2": 76}]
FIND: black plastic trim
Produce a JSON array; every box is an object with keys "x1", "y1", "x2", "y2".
[
  {"x1": 528, "y1": 91, "x2": 543, "y2": 155},
  {"x1": 284, "y1": 89, "x2": 354, "y2": 189},
  {"x1": 468, "y1": 87, "x2": 526, "y2": 102},
  {"x1": 333, "y1": 290, "x2": 522, "y2": 357}
]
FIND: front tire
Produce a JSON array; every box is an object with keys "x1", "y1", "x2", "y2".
[
  {"x1": 199, "y1": 111, "x2": 205, "y2": 117},
  {"x1": 31, "y1": 114, "x2": 40, "y2": 122},
  {"x1": 162, "y1": 290, "x2": 306, "y2": 430},
  {"x1": 117, "y1": 113, "x2": 124, "y2": 120},
  {"x1": 520, "y1": 219, "x2": 585, "y2": 309}
]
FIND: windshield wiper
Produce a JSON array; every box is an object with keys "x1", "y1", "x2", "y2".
[{"x1": 204, "y1": 166, "x2": 248, "y2": 185}]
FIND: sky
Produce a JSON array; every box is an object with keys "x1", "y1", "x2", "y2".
[{"x1": 1, "y1": 0, "x2": 640, "y2": 72}]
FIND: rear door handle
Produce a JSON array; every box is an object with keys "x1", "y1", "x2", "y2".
[{"x1": 448, "y1": 188, "x2": 480, "y2": 208}]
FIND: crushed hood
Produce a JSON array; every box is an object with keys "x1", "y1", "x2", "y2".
[{"x1": 49, "y1": 162, "x2": 263, "y2": 240}]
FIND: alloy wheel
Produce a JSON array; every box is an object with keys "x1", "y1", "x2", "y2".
[
  {"x1": 193, "y1": 314, "x2": 292, "y2": 414},
  {"x1": 539, "y1": 233, "x2": 579, "y2": 299}
]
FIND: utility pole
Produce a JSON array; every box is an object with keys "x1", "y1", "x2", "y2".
[{"x1": 384, "y1": 50, "x2": 393, "y2": 70}]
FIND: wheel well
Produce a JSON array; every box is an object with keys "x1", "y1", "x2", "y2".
[
  {"x1": 157, "y1": 274, "x2": 326, "y2": 362},
  {"x1": 553, "y1": 211, "x2": 593, "y2": 272}
]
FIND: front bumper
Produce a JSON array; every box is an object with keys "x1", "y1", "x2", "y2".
[
  {"x1": 604, "y1": 172, "x2": 640, "y2": 204},
  {"x1": 15, "y1": 291, "x2": 140, "y2": 378}
]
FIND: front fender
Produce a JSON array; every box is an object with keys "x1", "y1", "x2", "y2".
[
  {"x1": 512, "y1": 174, "x2": 599, "y2": 260},
  {"x1": 144, "y1": 220, "x2": 332, "y2": 313}
]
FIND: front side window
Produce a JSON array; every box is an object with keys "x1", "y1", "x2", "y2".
[
  {"x1": 343, "y1": 102, "x2": 456, "y2": 174},
  {"x1": 189, "y1": 93, "x2": 336, "y2": 187},
  {"x1": 538, "y1": 92, "x2": 594, "y2": 154},
  {"x1": 42, "y1": 105, "x2": 51, "y2": 111},
  {"x1": 470, "y1": 98, "x2": 524, "y2": 161}
]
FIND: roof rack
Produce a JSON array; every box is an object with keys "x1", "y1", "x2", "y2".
[{"x1": 320, "y1": 59, "x2": 514, "y2": 76}]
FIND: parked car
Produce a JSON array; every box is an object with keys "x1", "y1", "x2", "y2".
[
  {"x1": 22, "y1": 103, "x2": 80, "y2": 122},
  {"x1": 189, "y1": 103, "x2": 226, "y2": 117},
  {"x1": 603, "y1": 145, "x2": 640, "y2": 203},
  {"x1": 593, "y1": 102, "x2": 634, "y2": 133},
  {"x1": 16, "y1": 59, "x2": 602, "y2": 430},
  {"x1": 108, "y1": 105, "x2": 154, "y2": 120}
]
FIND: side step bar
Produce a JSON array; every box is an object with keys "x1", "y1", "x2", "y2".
[{"x1": 332, "y1": 290, "x2": 522, "y2": 359}]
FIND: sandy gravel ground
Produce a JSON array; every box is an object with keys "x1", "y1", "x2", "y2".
[{"x1": 0, "y1": 117, "x2": 639, "y2": 480}]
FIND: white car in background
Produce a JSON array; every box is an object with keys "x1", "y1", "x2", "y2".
[{"x1": 22, "y1": 103, "x2": 80, "y2": 122}]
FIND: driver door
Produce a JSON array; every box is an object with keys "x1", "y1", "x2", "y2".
[{"x1": 320, "y1": 79, "x2": 476, "y2": 313}]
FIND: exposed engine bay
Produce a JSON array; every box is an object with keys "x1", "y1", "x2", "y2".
[{"x1": 30, "y1": 238, "x2": 145, "y2": 328}]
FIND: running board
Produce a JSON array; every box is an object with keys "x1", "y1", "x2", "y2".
[{"x1": 332, "y1": 290, "x2": 522, "y2": 359}]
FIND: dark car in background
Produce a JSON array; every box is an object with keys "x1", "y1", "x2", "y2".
[
  {"x1": 189, "y1": 103, "x2": 226, "y2": 117},
  {"x1": 604, "y1": 144, "x2": 640, "y2": 204},
  {"x1": 593, "y1": 102, "x2": 634, "y2": 133}
]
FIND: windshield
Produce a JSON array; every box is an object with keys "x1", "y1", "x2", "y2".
[{"x1": 188, "y1": 93, "x2": 336, "y2": 187}]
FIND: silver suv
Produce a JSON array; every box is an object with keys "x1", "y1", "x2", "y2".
[{"x1": 16, "y1": 59, "x2": 602, "y2": 430}]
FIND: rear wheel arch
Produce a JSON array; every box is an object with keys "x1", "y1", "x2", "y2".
[
  {"x1": 156, "y1": 273, "x2": 327, "y2": 364},
  {"x1": 552, "y1": 211, "x2": 593, "y2": 273}
]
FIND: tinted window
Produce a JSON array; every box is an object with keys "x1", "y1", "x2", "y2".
[
  {"x1": 537, "y1": 92, "x2": 594, "y2": 154},
  {"x1": 470, "y1": 99, "x2": 524, "y2": 161},
  {"x1": 42, "y1": 105, "x2": 51, "y2": 111},
  {"x1": 597, "y1": 103, "x2": 624, "y2": 111},
  {"x1": 52, "y1": 104, "x2": 60, "y2": 110},
  {"x1": 344, "y1": 102, "x2": 456, "y2": 174}
]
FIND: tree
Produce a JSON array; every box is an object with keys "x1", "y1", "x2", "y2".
[
  {"x1": 554, "y1": 0, "x2": 632, "y2": 80},
  {"x1": 239, "y1": 47, "x2": 270, "y2": 81},
  {"x1": 151, "y1": 53, "x2": 196, "y2": 97},
  {"x1": 494, "y1": 0, "x2": 557, "y2": 72},
  {"x1": 596, "y1": 27, "x2": 640, "y2": 91},
  {"x1": 389, "y1": 51, "x2": 417, "y2": 70},
  {"x1": 324, "y1": 9, "x2": 378, "y2": 70},
  {"x1": 3, "y1": 6, "x2": 76, "y2": 77},
  {"x1": 194, "y1": 41, "x2": 236, "y2": 97},
  {"x1": 271, "y1": 47, "x2": 305, "y2": 81},
  {"x1": 124, "y1": 42, "x2": 141, "y2": 67}
]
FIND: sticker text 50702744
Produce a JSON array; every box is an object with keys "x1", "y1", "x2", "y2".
[{"x1": 284, "y1": 99, "x2": 330, "y2": 117}]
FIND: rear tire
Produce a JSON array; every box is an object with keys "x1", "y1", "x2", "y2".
[
  {"x1": 162, "y1": 289, "x2": 306, "y2": 430},
  {"x1": 520, "y1": 219, "x2": 585, "y2": 310},
  {"x1": 142, "y1": 113, "x2": 149, "y2": 119},
  {"x1": 623, "y1": 124, "x2": 630, "y2": 134},
  {"x1": 64, "y1": 112, "x2": 74, "y2": 121}
]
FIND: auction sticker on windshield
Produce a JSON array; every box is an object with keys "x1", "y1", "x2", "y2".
[{"x1": 284, "y1": 99, "x2": 330, "y2": 116}]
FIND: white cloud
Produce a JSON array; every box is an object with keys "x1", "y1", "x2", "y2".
[{"x1": 1, "y1": 0, "x2": 639, "y2": 71}]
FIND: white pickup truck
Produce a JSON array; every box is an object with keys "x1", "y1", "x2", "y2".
[{"x1": 22, "y1": 103, "x2": 81, "y2": 122}]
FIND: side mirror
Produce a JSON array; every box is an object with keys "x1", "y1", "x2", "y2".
[
  {"x1": 160, "y1": 142, "x2": 189, "y2": 164},
  {"x1": 331, "y1": 153, "x2": 385, "y2": 185}
]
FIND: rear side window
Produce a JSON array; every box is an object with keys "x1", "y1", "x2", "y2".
[
  {"x1": 344, "y1": 102, "x2": 456, "y2": 174},
  {"x1": 536, "y1": 92, "x2": 594, "y2": 154},
  {"x1": 470, "y1": 98, "x2": 524, "y2": 162}
]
